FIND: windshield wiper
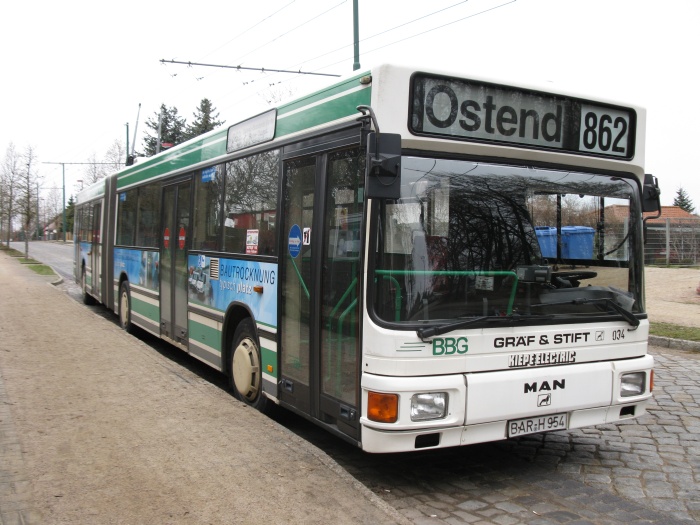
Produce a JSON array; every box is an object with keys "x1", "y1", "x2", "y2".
[
  {"x1": 417, "y1": 316, "x2": 489, "y2": 340},
  {"x1": 531, "y1": 297, "x2": 639, "y2": 329},
  {"x1": 416, "y1": 314, "x2": 554, "y2": 340}
]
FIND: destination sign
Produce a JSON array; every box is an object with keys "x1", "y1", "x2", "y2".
[
  {"x1": 227, "y1": 109, "x2": 276, "y2": 153},
  {"x1": 410, "y1": 74, "x2": 635, "y2": 159}
]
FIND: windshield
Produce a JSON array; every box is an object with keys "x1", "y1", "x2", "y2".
[{"x1": 371, "y1": 157, "x2": 643, "y2": 326}]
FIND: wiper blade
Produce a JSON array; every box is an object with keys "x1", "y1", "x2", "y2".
[
  {"x1": 417, "y1": 316, "x2": 489, "y2": 340},
  {"x1": 416, "y1": 314, "x2": 555, "y2": 340},
  {"x1": 531, "y1": 297, "x2": 639, "y2": 329}
]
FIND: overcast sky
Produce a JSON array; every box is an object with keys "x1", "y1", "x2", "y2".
[{"x1": 1, "y1": 0, "x2": 698, "y2": 209}]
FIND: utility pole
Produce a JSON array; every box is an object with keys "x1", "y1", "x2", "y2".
[
  {"x1": 353, "y1": 0, "x2": 360, "y2": 71},
  {"x1": 36, "y1": 181, "x2": 40, "y2": 240},
  {"x1": 156, "y1": 110, "x2": 163, "y2": 154}
]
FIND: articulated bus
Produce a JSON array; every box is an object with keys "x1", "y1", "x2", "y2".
[{"x1": 74, "y1": 64, "x2": 661, "y2": 453}]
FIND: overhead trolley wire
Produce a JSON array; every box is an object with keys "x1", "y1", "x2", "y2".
[
  {"x1": 292, "y1": 0, "x2": 470, "y2": 68},
  {"x1": 229, "y1": 0, "x2": 347, "y2": 66},
  {"x1": 199, "y1": 1, "x2": 297, "y2": 60},
  {"x1": 314, "y1": 0, "x2": 517, "y2": 72}
]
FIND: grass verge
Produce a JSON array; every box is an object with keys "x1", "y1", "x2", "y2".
[
  {"x1": 650, "y1": 322, "x2": 700, "y2": 342},
  {"x1": 27, "y1": 264, "x2": 56, "y2": 276},
  {"x1": 1, "y1": 247, "x2": 24, "y2": 257}
]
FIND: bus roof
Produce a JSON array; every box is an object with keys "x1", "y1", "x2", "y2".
[{"x1": 75, "y1": 63, "x2": 646, "y2": 202}]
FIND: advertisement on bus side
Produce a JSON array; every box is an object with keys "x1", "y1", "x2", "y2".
[
  {"x1": 188, "y1": 254, "x2": 277, "y2": 328},
  {"x1": 114, "y1": 248, "x2": 160, "y2": 291}
]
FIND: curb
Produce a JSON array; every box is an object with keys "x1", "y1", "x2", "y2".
[{"x1": 649, "y1": 334, "x2": 700, "y2": 352}]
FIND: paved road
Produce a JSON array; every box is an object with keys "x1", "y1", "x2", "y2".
[
  {"x1": 8, "y1": 242, "x2": 700, "y2": 524},
  {"x1": 288, "y1": 345, "x2": 700, "y2": 524}
]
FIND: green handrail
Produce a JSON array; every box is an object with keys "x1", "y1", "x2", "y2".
[
  {"x1": 288, "y1": 255, "x2": 310, "y2": 299},
  {"x1": 374, "y1": 269, "x2": 519, "y2": 315}
]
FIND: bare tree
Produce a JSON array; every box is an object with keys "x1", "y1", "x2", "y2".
[
  {"x1": 15, "y1": 146, "x2": 40, "y2": 257},
  {"x1": 82, "y1": 153, "x2": 107, "y2": 186},
  {"x1": 1, "y1": 143, "x2": 23, "y2": 247},
  {"x1": 103, "y1": 139, "x2": 126, "y2": 174},
  {"x1": 44, "y1": 187, "x2": 62, "y2": 231}
]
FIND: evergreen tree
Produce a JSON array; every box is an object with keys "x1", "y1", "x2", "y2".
[
  {"x1": 673, "y1": 186, "x2": 695, "y2": 213},
  {"x1": 184, "y1": 98, "x2": 224, "y2": 140},
  {"x1": 65, "y1": 195, "x2": 75, "y2": 234},
  {"x1": 142, "y1": 104, "x2": 187, "y2": 156}
]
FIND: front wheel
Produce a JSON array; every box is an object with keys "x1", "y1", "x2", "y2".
[
  {"x1": 118, "y1": 281, "x2": 134, "y2": 334},
  {"x1": 229, "y1": 319, "x2": 269, "y2": 413}
]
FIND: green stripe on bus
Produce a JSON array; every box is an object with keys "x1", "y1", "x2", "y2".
[
  {"x1": 188, "y1": 319, "x2": 222, "y2": 353},
  {"x1": 114, "y1": 70, "x2": 371, "y2": 190},
  {"x1": 117, "y1": 135, "x2": 228, "y2": 189},
  {"x1": 131, "y1": 296, "x2": 160, "y2": 323},
  {"x1": 261, "y1": 346, "x2": 277, "y2": 379},
  {"x1": 277, "y1": 71, "x2": 370, "y2": 116},
  {"x1": 276, "y1": 88, "x2": 371, "y2": 138}
]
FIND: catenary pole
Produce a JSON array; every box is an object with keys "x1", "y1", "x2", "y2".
[{"x1": 353, "y1": 0, "x2": 360, "y2": 71}]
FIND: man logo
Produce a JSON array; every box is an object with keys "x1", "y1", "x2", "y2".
[{"x1": 538, "y1": 393, "x2": 552, "y2": 407}]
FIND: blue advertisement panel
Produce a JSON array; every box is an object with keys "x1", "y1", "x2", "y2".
[
  {"x1": 188, "y1": 255, "x2": 278, "y2": 329},
  {"x1": 114, "y1": 248, "x2": 160, "y2": 291},
  {"x1": 79, "y1": 241, "x2": 91, "y2": 268}
]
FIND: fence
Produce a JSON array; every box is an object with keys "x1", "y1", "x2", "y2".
[{"x1": 645, "y1": 218, "x2": 700, "y2": 266}]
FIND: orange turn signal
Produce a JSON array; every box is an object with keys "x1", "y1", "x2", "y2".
[
  {"x1": 367, "y1": 391, "x2": 399, "y2": 423},
  {"x1": 253, "y1": 285, "x2": 264, "y2": 293},
  {"x1": 650, "y1": 369, "x2": 654, "y2": 392}
]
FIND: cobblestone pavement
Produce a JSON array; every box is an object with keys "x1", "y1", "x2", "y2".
[{"x1": 282, "y1": 345, "x2": 700, "y2": 525}]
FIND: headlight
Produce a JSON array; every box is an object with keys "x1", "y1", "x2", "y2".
[
  {"x1": 620, "y1": 372, "x2": 646, "y2": 397},
  {"x1": 410, "y1": 392, "x2": 448, "y2": 421}
]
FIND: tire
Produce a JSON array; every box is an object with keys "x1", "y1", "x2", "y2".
[
  {"x1": 118, "y1": 281, "x2": 134, "y2": 334},
  {"x1": 81, "y1": 269, "x2": 96, "y2": 305},
  {"x1": 229, "y1": 319, "x2": 269, "y2": 413}
]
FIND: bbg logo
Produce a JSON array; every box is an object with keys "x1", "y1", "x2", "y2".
[{"x1": 432, "y1": 337, "x2": 469, "y2": 356}]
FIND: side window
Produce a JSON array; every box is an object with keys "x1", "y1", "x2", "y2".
[
  {"x1": 83, "y1": 204, "x2": 93, "y2": 242},
  {"x1": 116, "y1": 189, "x2": 137, "y2": 245},
  {"x1": 136, "y1": 184, "x2": 161, "y2": 248},
  {"x1": 74, "y1": 207, "x2": 83, "y2": 241},
  {"x1": 193, "y1": 165, "x2": 224, "y2": 251},
  {"x1": 224, "y1": 150, "x2": 279, "y2": 256}
]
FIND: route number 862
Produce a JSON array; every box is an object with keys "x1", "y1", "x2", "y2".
[{"x1": 579, "y1": 104, "x2": 631, "y2": 157}]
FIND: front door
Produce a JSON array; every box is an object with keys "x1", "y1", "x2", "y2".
[
  {"x1": 91, "y1": 202, "x2": 102, "y2": 298},
  {"x1": 279, "y1": 147, "x2": 363, "y2": 439},
  {"x1": 160, "y1": 180, "x2": 192, "y2": 344}
]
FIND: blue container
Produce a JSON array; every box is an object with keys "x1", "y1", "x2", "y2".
[
  {"x1": 561, "y1": 226, "x2": 595, "y2": 259},
  {"x1": 535, "y1": 226, "x2": 557, "y2": 258},
  {"x1": 535, "y1": 226, "x2": 595, "y2": 259}
]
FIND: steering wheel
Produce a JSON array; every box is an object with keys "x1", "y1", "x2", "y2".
[{"x1": 552, "y1": 270, "x2": 597, "y2": 288}]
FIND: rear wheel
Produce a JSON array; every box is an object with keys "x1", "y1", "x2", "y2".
[
  {"x1": 118, "y1": 281, "x2": 134, "y2": 334},
  {"x1": 229, "y1": 319, "x2": 269, "y2": 413}
]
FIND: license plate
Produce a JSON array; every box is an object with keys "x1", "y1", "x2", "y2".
[{"x1": 508, "y1": 413, "x2": 568, "y2": 437}]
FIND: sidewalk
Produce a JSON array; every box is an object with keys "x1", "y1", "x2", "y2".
[
  {"x1": 0, "y1": 253, "x2": 404, "y2": 524},
  {"x1": 645, "y1": 266, "x2": 700, "y2": 351}
]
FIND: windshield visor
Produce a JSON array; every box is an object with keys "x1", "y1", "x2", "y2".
[{"x1": 371, "y1": 158, "x2": 643, "y2": 325}]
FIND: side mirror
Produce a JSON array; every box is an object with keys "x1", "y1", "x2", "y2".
[
  {"x1": 642, "y1": 173, "x2": 661, "y2": 213},
  {"x1": 365, "y1": 131, "x2": 401, "y2": 199}
]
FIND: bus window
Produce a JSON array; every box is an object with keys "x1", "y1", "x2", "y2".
[
  {"x1": 135, "y1": 183, "x2": 161, "y2": 248},
  {"x1": 192, "y1": 165, "x2": 224, "y2": 251},
  {"x1": 116, "y1": 189, "x2": 137, "y2": 246},
  {"x1": 224, "y1": 150, "x2": 279, "y2": 256}
]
